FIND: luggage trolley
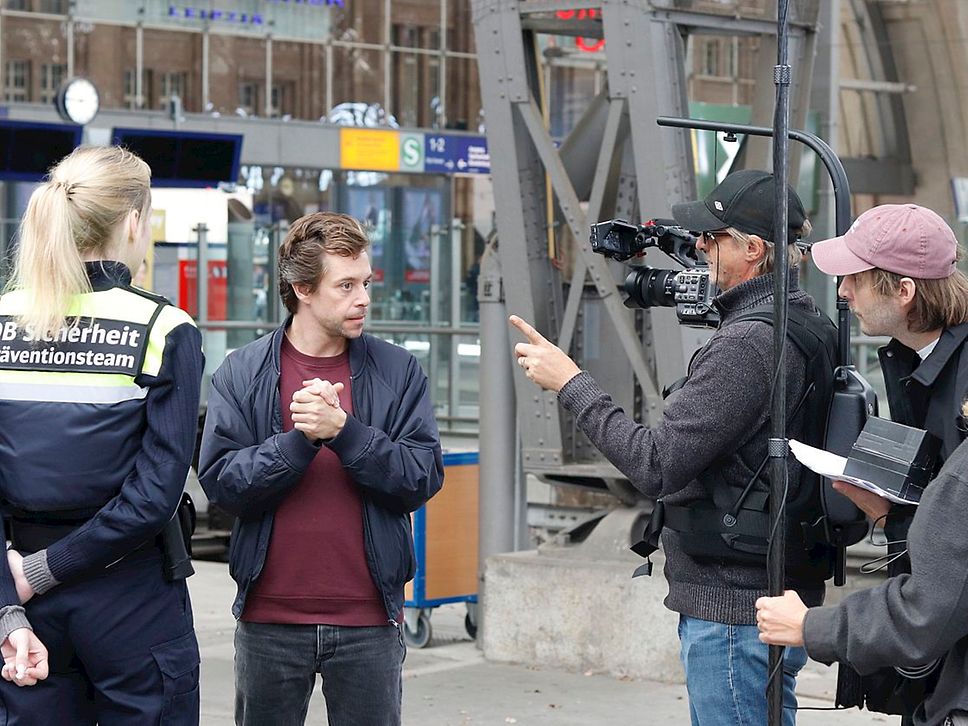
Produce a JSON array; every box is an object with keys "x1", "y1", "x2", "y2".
[{"x1": 403, "y1": 450, "x2": 479, "y2": 648}]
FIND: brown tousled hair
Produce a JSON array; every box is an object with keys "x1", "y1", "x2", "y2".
[
  {"x1": 861, "y1": 263, "x2": 968, "y2": 333},
  {"x1": 278, "y1": 212, "x2": 370, "y2": 314}
]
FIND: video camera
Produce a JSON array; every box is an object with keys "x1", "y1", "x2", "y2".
[{"x1": 589, "y1": 218, "x2": 718, "y2": 327}]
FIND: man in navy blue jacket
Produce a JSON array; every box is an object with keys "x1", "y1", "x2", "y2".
[{"x1": 199, "y1": 212, "x2": 443, "y2": 726}]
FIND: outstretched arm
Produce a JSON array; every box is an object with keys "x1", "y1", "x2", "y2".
[
  {"x1": 509, "y1": 314, "x2": 775, "y2": 500},
  {"x1": 762, "y1": 451, "x2": 968, "y2": 673}
]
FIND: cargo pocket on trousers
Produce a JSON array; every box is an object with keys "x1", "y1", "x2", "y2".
[{"x1": 150, "y1": 631, "x2": 200, "y2": 726}]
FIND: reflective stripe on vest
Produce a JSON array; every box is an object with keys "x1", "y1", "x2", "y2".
[{"x1": 0, "y1": 287, "x2": 195, "y2": 402}]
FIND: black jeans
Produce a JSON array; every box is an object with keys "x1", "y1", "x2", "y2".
[{"x1": 235, "y1": 620, "x2": 406, "y2": 726}]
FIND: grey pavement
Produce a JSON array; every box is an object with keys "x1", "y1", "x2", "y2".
[{"x1": 190, "y1": 560, "x2": 893, "y2": 725}]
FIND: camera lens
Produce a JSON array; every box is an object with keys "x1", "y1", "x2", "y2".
[{"x1": 623, "y1": 268, "x2": 678, "y2": 309}]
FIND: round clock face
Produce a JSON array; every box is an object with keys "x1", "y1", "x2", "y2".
[{"x1": 58, "y1": 78, "x2": 100, "y2": 125}]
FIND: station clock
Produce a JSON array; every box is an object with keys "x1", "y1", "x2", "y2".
[{"x1": 55, "y1": 77, "x2": 100, "y2": 126}]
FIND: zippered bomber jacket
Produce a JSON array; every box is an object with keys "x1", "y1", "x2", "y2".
[{"x1": 198, "y1": 322, "x2": 444, "y2": 622}]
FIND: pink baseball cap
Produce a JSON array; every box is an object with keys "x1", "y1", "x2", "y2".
[{"x1": 811, "y1": 204, "x2": 957, "y2": 279}]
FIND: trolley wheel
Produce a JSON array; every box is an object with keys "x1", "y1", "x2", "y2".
[
  {"x1": 404, "y1": 611, "x2": 432, "y2": 649},
  {"x1": 464, "y1": 612, "x2": 478, "y2": 639},
  {"x1": 464, "y1": 602, "x2": 479, "y2": 639}
]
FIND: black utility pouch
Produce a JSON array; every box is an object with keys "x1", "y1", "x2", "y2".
[{"x1": 160, "y1": 493, "x2": 196, "y2": 581}]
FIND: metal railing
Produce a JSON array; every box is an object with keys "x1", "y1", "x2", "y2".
[{"x1": 196, "y1": 319, "x2": 481, "y2": 435}]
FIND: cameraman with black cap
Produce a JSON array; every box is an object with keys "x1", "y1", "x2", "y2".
[{"x1": 511, "y1": 169, "x2": 831, "y2": 726}]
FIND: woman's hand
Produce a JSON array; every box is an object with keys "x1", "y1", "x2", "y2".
[
  {"x1": 0, "y1": 628, "x2": 48, "y2": 686},
  {"x1": 756, "y1": 590, "x2": 808, "y2": 647}
]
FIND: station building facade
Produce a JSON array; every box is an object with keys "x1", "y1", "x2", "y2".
[
  {"x1": 6, "y1": 0, "x2": 926, "y2": 430},
  {"x1": 0, "y1": 0, "x2": 489, "y2": 433}
]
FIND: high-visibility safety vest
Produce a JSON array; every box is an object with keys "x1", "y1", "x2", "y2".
[{"x1": 0, "y1": 282, "x2": 196, "y2": 515}]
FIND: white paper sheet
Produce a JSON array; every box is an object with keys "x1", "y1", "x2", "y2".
[{"x1": 788, "y1": 439, "x2": 919, "y2": 505}]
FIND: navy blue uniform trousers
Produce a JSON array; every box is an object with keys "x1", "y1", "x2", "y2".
[{"x1": 0, "y1": 548, "x2": 199, "y2": 725}]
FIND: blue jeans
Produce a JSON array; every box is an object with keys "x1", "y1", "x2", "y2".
[
  {"x1": 678, "y1": 614, "x2": 807, "y2": 726},
  {"x1": 235, "y1": 621, "x2": 406, "y2": 726}
]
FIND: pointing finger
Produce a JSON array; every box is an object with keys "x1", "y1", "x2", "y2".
[{"x1": 508, "y1": 315, "x2": 548, "y2": 345}]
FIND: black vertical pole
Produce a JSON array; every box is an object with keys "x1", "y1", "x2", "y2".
[{"x1": 768, "y1": 0, "x2": 792, "y2": 724}]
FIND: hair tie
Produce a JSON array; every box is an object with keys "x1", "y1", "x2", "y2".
[{"x1": 52, "y1": 180, "x2": 76, "y2": 199}]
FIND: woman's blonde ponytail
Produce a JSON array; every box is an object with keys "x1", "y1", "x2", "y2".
[
  {"x1": 11, "y1": 181, "x2": 90, "y2": 336},
  {"x1": 7, "y1": 146, "x2": 151, "y2": 335}
]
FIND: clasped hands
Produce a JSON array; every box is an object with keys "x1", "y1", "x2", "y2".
[
  {"x1": 0, "y1": 550, "x2": 48, "y2": 687},
  {"x1": 290, "y1": 378, "x2": 347, "y2": 442}
]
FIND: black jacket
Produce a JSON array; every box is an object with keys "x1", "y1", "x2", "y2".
[
  {"x1": 0, "y1": 262, "x2": 202, "y2": 592},
  {"x1": 879, "y1": 323, "x2": 968, "y2": 460},
  {"x1": 198, "y1": 322, "x2": 444, "y2": 621},
  {"x1": 879, "y1": 324, "x2": 968, "y2": 564}
]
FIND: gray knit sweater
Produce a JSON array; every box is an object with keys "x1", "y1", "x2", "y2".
[
  {"x1": 558, "y1": 272, "x2": 827, "y2": 625},
  {"x1": 804, "y1": 437, "x2": 968, "y2": 725}
]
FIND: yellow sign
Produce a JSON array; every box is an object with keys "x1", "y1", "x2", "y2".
[
  {"x1": 150, "y1": 208, "x2": 167, "y2": 242},
  {"x1": 340, "y1": 129, "x2": 401, "y2": 172},
  {"x1": 139, "y1": 208, "x2": 166, "y2": 291}
]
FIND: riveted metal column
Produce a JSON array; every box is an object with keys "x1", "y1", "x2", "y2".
[
  {"x1": 600, "y1": 0, "x2": 694, "y2": 392},
  {"x1": 472, "y1": 0, "x2": 566, "y2": 472}
]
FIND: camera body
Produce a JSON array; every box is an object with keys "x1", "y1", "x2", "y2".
[{"x1": 590, "y1": 218, "x2": 718, "y2": 327}]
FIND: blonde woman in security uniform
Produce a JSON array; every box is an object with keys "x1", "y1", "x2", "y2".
[{"x1": 0, "y1": 146, "x2": 203, "y2": 725}]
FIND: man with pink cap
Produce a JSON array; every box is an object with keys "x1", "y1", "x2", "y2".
[
  {"x1": 756, "y1": 203, "x2": 968, "y2": 726},
  {"x1": 812, "y1": 203, "x2": 968, "y2": 510}
]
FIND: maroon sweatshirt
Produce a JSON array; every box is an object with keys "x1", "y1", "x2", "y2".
[{"x1": 241, "y1": 335, "x2": 386, "y2": 625}]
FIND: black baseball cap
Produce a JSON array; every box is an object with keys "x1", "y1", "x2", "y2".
[{"x1": 671, "y1": 169, "x2": 807, "y2": 241}]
